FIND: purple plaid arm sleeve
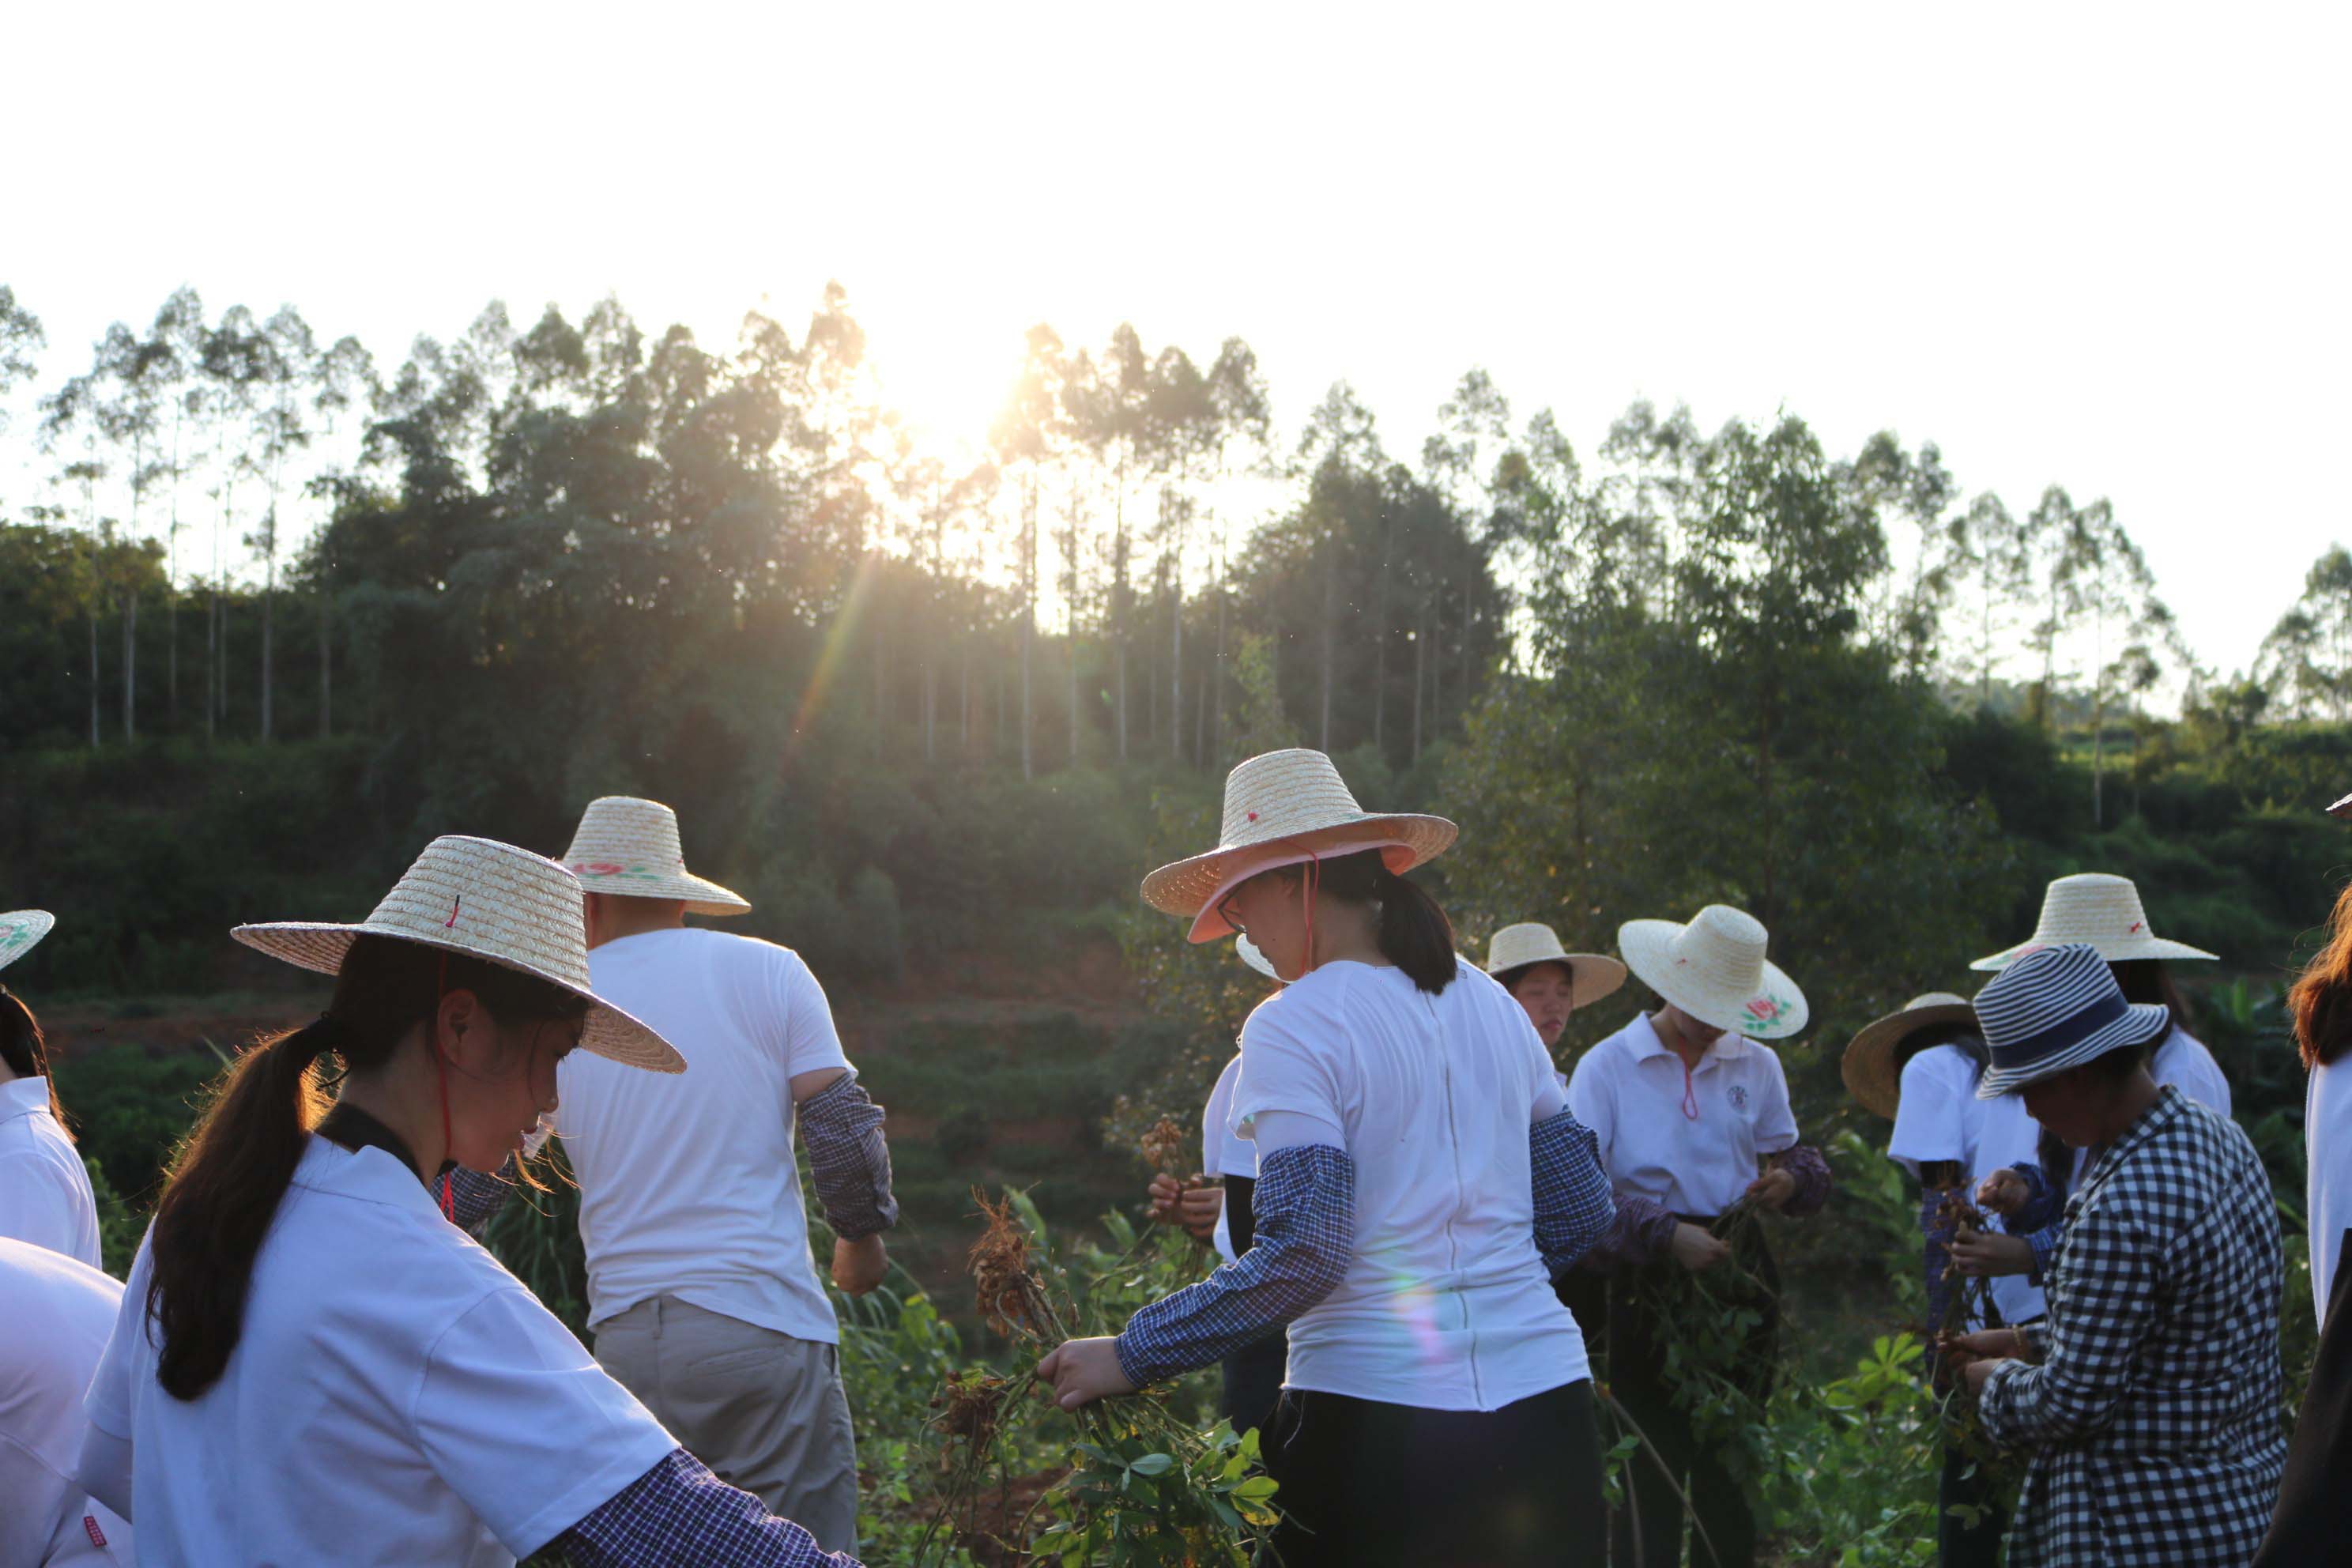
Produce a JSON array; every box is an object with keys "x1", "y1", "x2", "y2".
[
  {"x1": 1531, "y1": 1111, "x2": 1616, "y2": 1277},
  {"x1": 1771, "y1": 1144, "x2": 1834, "y2": 1217},
  {"x1": 2008, "y1": 1161, "x2": 2064, "y2": 1233},
  {"x1": 554, "y1": 1447, "x2": 861, "y2": 1566},
  {"x1": 1114, "y1": 1144, "x2": 1353, "y2": 1388},
  {"x1": 797, "y1": 1072, "x2": 898, "y2": 1240},
  {"x1": 444, "y1": 1159, "x2": 519, "y2": 1232},
  {"x1": 1579, "y1": 1190, "x2": 1680, "y2": 1271}
]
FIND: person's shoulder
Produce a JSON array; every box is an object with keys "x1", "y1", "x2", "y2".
[{"x1": 1899, "y1": 1043, "x2": 1973, "y2": 1092}]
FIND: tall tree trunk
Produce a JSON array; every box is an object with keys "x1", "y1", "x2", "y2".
[
  {"x1": 1461, "y1": 582, "x2": 1472, "y2": 719},
  {"x1": 319, "y1": 575, "x2": 332, "y2": 738},
  {"x1": 260, "y1": 551, "x2": 274, "y2": 744},
  {"x1": 1412, "y1": 597, "x2": 1427, "y2": 761},
  {"x1": 1170, "y1": 507, "x2": 1184, "y2": 763},
  {"x1": 122, "y1": 592, "x2": 137, "y2": 742},
  {"x1": 1319, "y1": 541, "x2": 1335, "y2": 752},
  {"x1": 1372, "y1": 546, "x2": 1391, "y2": 756},
  {"x1": 1209, "y1": 533, "x2": 1227, "y2": 765},
  {"x1": 87, "y1": 605, "x2": 100, "y2": 749},
  {"x1": 960, "y1": 647, "x2": 971, "y2": 751},
  {"x1": 1430, "y1": 589, "x2": 1446, "y2": 742},
  {"x1": 924, "y1": 661, "x2": 936, "y2": 764},
  {"x1": 205, "y1": 587, "x2": 217, "y2": 743}
]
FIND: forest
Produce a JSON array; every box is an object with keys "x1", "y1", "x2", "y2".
[{"x1": 4, "y1": 278, "x2": 2350, "y2": 1563}]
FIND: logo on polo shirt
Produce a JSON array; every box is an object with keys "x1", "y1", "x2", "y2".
[
  {"x1": 85, "y1": 1517, "x2": 108, "y2": 1548},
  {"x1": 1727, "y1": 1083, "x2": 1750, "y2": 1112}
]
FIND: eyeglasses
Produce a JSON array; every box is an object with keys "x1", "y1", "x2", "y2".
[{"x1": 1216, "y1": 893, "x2": 1246, "y2": 935}]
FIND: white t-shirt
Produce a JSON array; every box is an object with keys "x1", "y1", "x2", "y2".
[
  {"x1": 83, "y1": 1138, "x2": 677, "y2": 1566},
  {"x1": 1567, "y1": 1011, "x2": 1800, "y2": 1218},
  {"x1": 1200, "y1": 1056, "x2": 1256, "y2": 1265},
  {"x1": 2307, "y1": 1057, "x2": 2352, "y2": 1326},
  {"x1": 0, "y1": 1076, "x2": 102, "y2": 1268},
  {"x1": 1230, "y1": 957, "x2": 1587, "y2": 1412},
  {"x1": 559, "y1": 929, "x2": 854, "y2": 1343},
  {"x1": 2152, "y1": 1027, "x2": 2231, "y2": 1118},
  {"x1": 0, "y1": 1237, "x2": 133, "y2": 1566},
  {"x1": 1886, "y1": 1044, "x2": 2048, "y2": 1329}
]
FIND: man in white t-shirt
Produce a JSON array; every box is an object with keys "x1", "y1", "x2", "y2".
[{"x1": 552, "y1": 797, "x2": 895, "y2": 1556}]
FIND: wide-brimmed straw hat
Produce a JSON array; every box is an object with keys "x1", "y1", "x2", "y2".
[
  {"x1": 1975, "y1": 943, "x2": 2169, "y2": 1098},
  {"x1": 2328, "y1": 790, "x2": 2352, "y2": 821},
  {"x1": 1619, "y1": 905, "x2": 1808, "y2": 1040},
  {"x1": 0, "y1": 910, "x2": 55, "y2": 975},
  {"x1": 232, "y1": 836, "x2": 684, "y2": 1073},
  {"x1": 1841, "y1": 992, "x2": 1977, "y2": 1118},
  {"x1": 1486, "y1": 922, "x2": 1628, "y2": 1007},
  {"x1": 1141, "y1": 748, "x2": 1457, "y2": 943},
  {"x1": 1970, "y1": 872, "x2": 2216, "y2": 971},
  {"x1": 560, "y1": 797, "x2": 750, "y2": 917}
]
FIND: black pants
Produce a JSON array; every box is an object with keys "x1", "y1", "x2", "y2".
[
  {"x1": 1606, "y1": 1225, "x2": 1779, "y2": 1568},
  {"x1": 1220, "y1": 1330, "x2": 1285, "y2": 1440},
  {"x1": 1936, "y1": 1435, "x2": 2007, "y2": 1568},
  {"x1": 1259, "y1": 1380, "x2": 1605, "y2": 1567}
]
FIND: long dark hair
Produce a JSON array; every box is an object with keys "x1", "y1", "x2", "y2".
[
  {"x1": 2111, "y1": 959, "x2": 2188, "y2": 1042},
  {"x1": 2292, "y1": 882, "x2": 2352, "y2": 1070},
  {"x1": 0, "y1": 986, "x2": 68, "y2": 1133},
  {"x1": 1255, "y1": 846, "x2": 1457, "y2": 993},
  {"x1": 1897, "y1": 1019, "x2": 1988, "y2": 1078},
  {"x1": 145, "y1": 935, "x2": 587, "y2": 1400}
]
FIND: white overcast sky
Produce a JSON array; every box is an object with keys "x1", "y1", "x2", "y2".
[{"x1": 6, "y1": 1, "x2": 2345, "y2": 684}]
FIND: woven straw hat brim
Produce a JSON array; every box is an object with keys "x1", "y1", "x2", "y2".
[
  {"x1": 568, "y1": 868, "x2": 751, "y2": 918},
  {"x1": 1969, "y1": 934, "x2": 2217, "y2": 972},
  {"x1": 1490, "y1": 953, "x2": 1630, "y2": 1008},
  {"x1": 1148, "y1": 816, "x2": 1457, "y2": 942},
  {"x1": 0, "y1": 910, "x2": 56, "y2": 975},
  {"x1": 1976, "y1": 1001, "x2": 2170, "y2": 1099},
  {"x1": 1841, "y1": 1001, "x2": 1977, "y2": 1119},
  {"x1": 2329, "y1": 790, "x2": 2352, "y2": 821},
  {"x1": 1619, "y1": 918, "x2": 1810, "y2": 1040},
  {"x1": 231, "y1": 923, "x2": 684, "y2": 1074}
]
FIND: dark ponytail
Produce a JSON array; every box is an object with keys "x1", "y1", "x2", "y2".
[
  {"x1": 145, "y1": 935, "x2": 587, "y2": 1400},
  {"x1": 1283, "y1": 847, "x2": 1458, "y2": 994},
  {"x1": 0, "y1": 986, "x2": 68, "y2": 1133}
]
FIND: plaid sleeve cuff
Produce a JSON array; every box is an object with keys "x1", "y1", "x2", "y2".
[
  {"x1": 2025, "y1": 1220, "x2": 2062, "y2": 1287},
  {"x1": 797, "y1": 1072, "x2": 897, "y2": 1241},
  {"x1": 444, "y1": 1159, "x2": 519, "y2": 1232},
  {"x1": 1114, "y1": 1143, "x2": 1353, "y2": 1388},
  {"x1": 1532, "y1": 1111, "x2": 1616, "y2": 1276},
  {"x1": 1771, "y1": 1144, "x2": 1834, "y2": 1218},
  {"x1": 1579, "y1": 1191, "x2": 1679, "y2": 1272},
  {"x1": 556, "y1": 1447, "x2": 861, "y2": 1566},
  {"x1": 2010, "y1": 1160, "x2": 2064, "y2": 1233}
]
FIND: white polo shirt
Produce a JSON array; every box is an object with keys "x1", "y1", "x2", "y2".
[
  {"x1": 0, "y1": 1237, "x2": 132, "y2": 1566},
  {"x1": 1230, "y1": 957, "x2": 1588, "y2": 1412},
  {"x1": 83, "y1": 1137, "x2": 677, "y2": 1566},
  {"x1": 2152, "y1": 1027, "x2": 2230, "y2": 1118},
  {"x1": 559, "y1": 929, "x2": 854, "y2": 1344},
  {"x1": 1567, "y1": 1011, "x2": 1800, "y2": 1218},
  {"x1": 1886, "y1": 1043, "x2": 2048, "y2": 1328},
  {"x1": 0, "y1": 1076, "x2": 102, "y2": 1268},
  {"x1": 1200, "y1": 1055, "x2": 1256, "y2": 1265}
]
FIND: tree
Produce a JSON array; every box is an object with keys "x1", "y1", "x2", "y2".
[
  {"x1": 0, "y1": 285, "x2": 43, "y2": 447},
  {"x1": 2053, "y1": 497, "x2": 2158, "y2": 825},
  {"x1": 2260, "y1": 545, "x2": 2352, "y2": 722}
]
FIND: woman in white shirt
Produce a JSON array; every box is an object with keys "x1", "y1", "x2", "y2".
[
  {"x1": 1567, "y1": 904, "x2": 1833, "y2": 1568},
  {"x1": 0, "y1": 909, "x2": 103, "y2": 1269},
  {"x1": 75, "y1": 837, "x2": 858, "y2": 1568},
  {"x1": 1842, "y1": 993, "x2": 2041, "y2": 1568},
  {"x1": 1042, "y1": 748, "x2": 1617, "y2": 1567}
]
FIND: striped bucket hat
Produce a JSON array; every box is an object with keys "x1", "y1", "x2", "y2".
[{"x1": 1974, "y1": 942, "x2": 2170, "y2": 1099}]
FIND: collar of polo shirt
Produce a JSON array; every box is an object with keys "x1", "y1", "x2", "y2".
[{"x1": 1630, "y1": 1010, "x2": 1753, "y2": 1063}]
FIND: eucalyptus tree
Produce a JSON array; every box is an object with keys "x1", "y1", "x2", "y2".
[
  {"x1": 0, "y1": 285, "x2": 43, "y2": 447},
  {"x1": 989, "y1": 325, "x2": 1072, "y2": 779},
  {"x1": 1953, "y1": 492, "x2": 2028, "y2": 708},
  {"x1": 1145, "y1": 344, "x2": 1212, "y2": 760},
  {"x1": 2053, "y1": 497, "x2": 2158, "y2": 825},
  {"x1": 200, "y1": 305, "x2": 272, "y2": 738},
  {"x1": 1295, "y1": 381, "x2": 1384, "y2": 751},
  {"x1": 1069, "y1": 324, "x2": 1159, "y2": 762},
  {"x1": 308, "y1": 334, "x2": 376, "y2": 735},
  {"x1": 250, "y1": 306, "x2": 322, "y2": 741},
  {"x1": 2260, "y1": 545, "x2": 2352, "y2": 722},
  {"x1": 1423, "y1": 369, "x2": 1515, "y2": 729},
  {"x1": 1199, "y1": 339, "x2": 1271, "y2": 766},
  {"x1": 89, "y1": 320, "x2": 180, "y2": 739},
  {"x1": 153, "y1": 287, "x2": 207, "y2": 724}
]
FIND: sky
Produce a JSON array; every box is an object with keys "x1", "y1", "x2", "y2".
[{"x1": 7, "y1": 1, "x2": 2346, "y2": 685}]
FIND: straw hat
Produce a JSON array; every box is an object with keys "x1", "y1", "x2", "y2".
[
  {"x1": 1841, "y1": 992, "x2": 1977, "y2": 1118},
  {"x1": 0, "y1": 910, "x2": 55, "y2": 975},
  {"x1": 1485, "y1": 922, "x2": 1628, "y2": 1007},
  {"x1": 1975, "y1": 943, "x2": 2170, "y2": 1099},
  {"x1": 1969, "y1": 873, "x2": 2216, "y2": 972},
  {"x1": 2328, "y1": 790, "x2": 2352, "y2": 821},
  {"x1": 232, "y1": 836, "x2": 684, "y2": 1073},
  {"x1": 1142, "y1": 748, "x2": 1457, "y2": 943},
  {"x1": 1619, "y1": 905, "x2": 1808, "y2": 1040},
  {"x1": 560, "y1": 797, "x2": 749, "y2": 917}
]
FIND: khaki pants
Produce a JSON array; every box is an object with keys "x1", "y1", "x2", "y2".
[{"x1": 594, "y1": 1295, "x2": 859, "y2": 1555}]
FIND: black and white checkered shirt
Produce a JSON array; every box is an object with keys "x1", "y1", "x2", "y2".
[{"x1": 1978, "y1": 1087, "x2": 2286, "y2": 1566}]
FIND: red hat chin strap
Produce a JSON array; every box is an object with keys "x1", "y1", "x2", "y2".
[
  {"x1": 1301, "y1": 853, "x2": 1320, "y2": 978},
  {"x1": 434, "y1": 952, "x2": 454, "y2": 1222}
]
